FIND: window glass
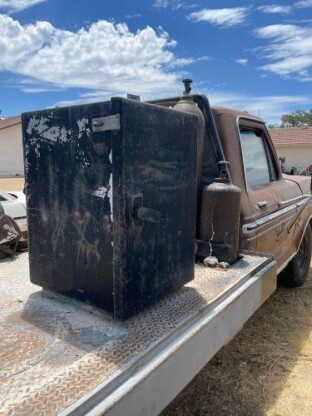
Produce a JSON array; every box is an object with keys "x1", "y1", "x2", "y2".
[
  {"x1": 240, "y1": 129, "x2": 271, "y2": 187},
  {"x1": 0, "y1": 195, "x2": 5, "y2": 201}
]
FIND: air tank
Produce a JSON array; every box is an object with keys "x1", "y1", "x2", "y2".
[
  {"x1": 199, "y1": 161, "x2": 241, "y2": 264},
  {"x1": 173, "y1": 79, "x2": 205, "y2": 189}
]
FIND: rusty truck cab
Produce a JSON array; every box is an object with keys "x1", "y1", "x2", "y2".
[{"x1": 211, "y1": 105, "x2": 311, "y2": 273}]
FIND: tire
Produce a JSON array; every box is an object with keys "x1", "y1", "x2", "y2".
[{"x1": 278, "y1": 225, "x2": 312, "y2": 287}]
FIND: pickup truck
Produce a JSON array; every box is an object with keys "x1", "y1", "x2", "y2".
[{"x1": 1, "y1": 80, "x2": 311, "y2": 415}]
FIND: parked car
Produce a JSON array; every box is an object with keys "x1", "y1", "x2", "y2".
[{"x1": 0, "y1": 190, "x2": 26, "y2": 220}]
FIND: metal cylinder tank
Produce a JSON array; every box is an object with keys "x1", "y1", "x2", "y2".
[
  {"x1": 173, "y1": 79, "x2": 205, "y2": 189},
  {"x1": 199, "y1": 164, "x2": 241, "y2": 264}
]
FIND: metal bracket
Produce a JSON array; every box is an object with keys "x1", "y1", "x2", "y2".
[
  {"x1": 92, "y1": 114, "x2": 120, "y2": 132},
  {"x1": 127, "y1": 94, "x2": 141, "y2": 101}
]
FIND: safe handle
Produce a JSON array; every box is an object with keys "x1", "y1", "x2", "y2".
[
  {"x1": 129, "y1": 193, "x2": 161, "y2": 224},
  {"x1": 136, "y1": 207, "x2": 161, "y2": 224}
]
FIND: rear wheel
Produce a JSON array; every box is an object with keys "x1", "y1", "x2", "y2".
[{"x1": 278, "y1": 225, "x2": 312, "y2": 287}]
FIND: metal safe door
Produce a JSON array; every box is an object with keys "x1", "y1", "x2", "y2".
[{"x1": 111, "y1": 98, "x2": 198, "y2": 320}]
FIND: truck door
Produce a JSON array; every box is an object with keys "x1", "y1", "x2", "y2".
[{"x1": 239, "y1": 119, "x2": 302, "y2": 270}]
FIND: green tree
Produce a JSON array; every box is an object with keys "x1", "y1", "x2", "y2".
[{"x1": 281, "y1": 109, "x2": 312, "y2": 126}]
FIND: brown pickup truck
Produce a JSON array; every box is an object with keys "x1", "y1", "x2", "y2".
[
  {"x1": 1, "y1": 81, "x2": 311, "y2": 416},
  {"x1": 211, "y1": 103, "x2": 312, "y2": 287}
]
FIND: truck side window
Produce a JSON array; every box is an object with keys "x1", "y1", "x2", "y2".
[{"x1": 240, "y1": 128, "x2": 275, "y2": 188}]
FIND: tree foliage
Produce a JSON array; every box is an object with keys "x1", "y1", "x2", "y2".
[{"x1": 281, "y1": 109, "x2": 312, "y2": 127}]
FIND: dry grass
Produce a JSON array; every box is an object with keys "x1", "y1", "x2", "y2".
[
  {"x1": 0, "y1": 177, "x2": 24, "y2": 191},
  {"x1": 161, "y1": 268, "x2": 312, "y2": 416}
]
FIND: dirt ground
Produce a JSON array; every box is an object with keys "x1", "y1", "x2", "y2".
[
  {"x1": 0, "y1": 177, "x2": 24, "y2": 191},
  {"x1": 161, "y1": 270, "x2": 312, "y2": 416},
  {"x1": 2, "y1": 178, "x2": 312, "y2": 416}
]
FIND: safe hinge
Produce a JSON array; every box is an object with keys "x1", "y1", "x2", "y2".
[{"x1": 92, "y1": 114, "x2": 120, "y2": 132}]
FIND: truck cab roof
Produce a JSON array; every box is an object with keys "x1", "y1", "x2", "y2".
[{"x1": 211, "y1": 105, "x2": 264, "y2": 123}]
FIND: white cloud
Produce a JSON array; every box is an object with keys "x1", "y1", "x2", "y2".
[
  {"x1": 153, "y1": 1, "x2": 197, "y2": 10},
  {"x1": 255, "y1": 24, "x2": 312, "y2": 80},
  {"x1": 257, "y1": 5, "x2": 292, "y2": 14},
  {"x1": 295, "y1": 0, "x2": 312, "y2": 8},
  {"x1": 188, "y1": 8, "x2": 249, "y2": 28},
  {"x1": 172, "y1": 2, "x2": 198, "y2": 10},
  {"x1": 0, "y1": 15, "x2": 194, "y2": 97},
  {"x1": 235, "y1": 59, "x2": 248, "y2": 65},
  {"x1": 0, "y1": 0, "x2": 46, "y2": 13},
  {"x1": 125, "y1": 14, "x2": 142, "y2": 19},
  {"x1": 207, "y1": 90, "x2": 310, "y2": 124},
  {"x1": 153, "y1": 0, "x2": 169, "y2": 9},
  {"x1": 23, "y1": 87, "x2": 63, "y2": 93},
  {"x1": 257, "y1": 2, "x2": 312, "y2": 15}
]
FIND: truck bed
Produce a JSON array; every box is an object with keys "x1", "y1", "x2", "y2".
[{"x1": 0, "y1": 252, "x2": 276, "y2": 416}]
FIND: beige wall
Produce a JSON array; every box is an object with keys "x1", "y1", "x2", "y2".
[
  {"x1": 274, "y1": 144, "x2": 312, "y2": 174},
  {"x1": 0, "y1": 124, "x2": 24, "y2": 177}
]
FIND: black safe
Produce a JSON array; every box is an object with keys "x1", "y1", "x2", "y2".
[{"x1": 22, "y1": 98, "x2": 198, "y2": 319}]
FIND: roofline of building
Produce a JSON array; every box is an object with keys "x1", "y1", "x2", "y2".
[
  {"x1": 272, "y1": 142, "x2": 312, "y2": 146},
  {"x1": 0, "y1": 120, "x2": 21, "y2": 131}
]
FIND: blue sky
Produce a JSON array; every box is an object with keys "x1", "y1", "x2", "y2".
[{"x1": 0, "y1": 0, "x2": 311, "y2": 124}]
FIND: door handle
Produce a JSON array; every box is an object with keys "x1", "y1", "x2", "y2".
[{"x1": 257, "y1": 200, "x2": 268, "y2": 208}]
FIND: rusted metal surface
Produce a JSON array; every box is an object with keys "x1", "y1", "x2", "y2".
[
  {"x1": 0, "y1": 252, "x2": 271, "y2": 416},
  {"x1": 211, "y1": 108, "x2": 312, "y2": 271}
]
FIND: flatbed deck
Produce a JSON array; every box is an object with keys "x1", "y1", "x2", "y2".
[{"x1": 0, "y1": 252, "x2": 276, "y2": 416}]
